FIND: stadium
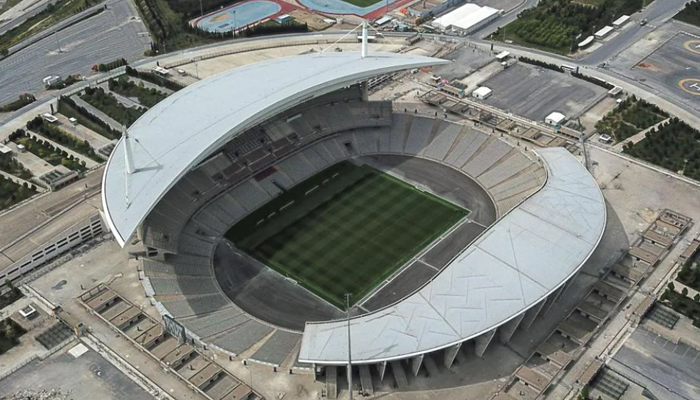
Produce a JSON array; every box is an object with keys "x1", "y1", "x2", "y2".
[{"x1": 101, "y1": 43, "x2": 607, "y2": 394}]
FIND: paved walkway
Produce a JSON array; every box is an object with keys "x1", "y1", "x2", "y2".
[
  {"x1": 130, "y1": 76, "x2": 174, "y2": 95},
  {"x1": 61, "y1": 297, "x2": 206, "y2": 400},
  {"x1": 0, "y1": 100, "x2": 53, "y2": 142},
  {"x1": 4, "y1": 141, "x2": 55, "y2": 176},
  {"x1": 673, "y1": 280, "x2": 700, "y2": 301},
  {"x1": 98, "y1": 82, "x2": 146, "y2": 109},
  {"x1": 53, "y1": 113, "x2": 112, "y2": 150},
  {"x1": 612, "y1": 118, "x2": 670, "y2": 152}
]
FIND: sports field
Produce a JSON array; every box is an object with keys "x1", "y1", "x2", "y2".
[
  {"x1": 338, "y1": 0, "x2": 383, "y2": 7},
  {"x1": 226, "y1": 162, "x2": 468, "y2": 308}
]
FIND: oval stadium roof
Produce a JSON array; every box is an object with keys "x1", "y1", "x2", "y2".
[
  {"x1": 298, "y1": 148, "x2": 606, "y2": 364},
  {"x1": 102, "y1": 52, "x2": 449, "y2": 246}
]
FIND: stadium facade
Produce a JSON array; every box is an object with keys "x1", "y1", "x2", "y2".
[{"x1": 102, "y1": 51, "x2": 606, "y2": 385}]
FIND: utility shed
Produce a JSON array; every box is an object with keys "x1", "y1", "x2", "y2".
[
  {"x1": 472, "y1": 86, "x2": 492, "y2": 99},
  {"x1": 595, "y1": 26, "x2": 614, "y2": 39},
  {"x1": 545, "y1": 112, "x2": 566, "y2": 126},
  {"x1": 613, "y1": 15, "x2": 630, "y2": 28}
]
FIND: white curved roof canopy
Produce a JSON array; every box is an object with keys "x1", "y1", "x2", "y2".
[
  {"x1": 102, "y1": 52, "x2": 449, "y2": 246},
  {"x1": 299, "y1": 148, "x2": 606, "y2": 364}
]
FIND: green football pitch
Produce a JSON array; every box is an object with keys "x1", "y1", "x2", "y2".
[
  {"x1": 339, "y1": 0, "x2": 383, "y2": 7},
  {"x1": 225, "y1": 161, "x2": 468, "y2": 308}
]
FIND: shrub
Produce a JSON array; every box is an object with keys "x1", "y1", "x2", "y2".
[
  {"x1": 0, "y1": 94, "x2": 35, "y2": 112},
  {"x1": 93, "y1": 58, "x2": 127, "y2": 72},
  {"x1": 518, "y1": 56, "x2": 563, "y2": 72},
  {"x1": 571, "y1": 71, "x2": 614, "y2": 90}
]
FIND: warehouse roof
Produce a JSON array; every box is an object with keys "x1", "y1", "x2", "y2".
[
  {"x1": 545, "y1": 112, "x2": 567, "y2": 125},
  {"x1": 101, "y1": 52, "x2": 448, "y2": 246},
  {"x1": 473, "y1": 86, "x2": 492, "y2": 97},
  {"x1": 432, "y1": 3, "x2": 500, "y2": 32},
  {"x1": 299, "y1": 148, "x2": 606, "y2": 364}
]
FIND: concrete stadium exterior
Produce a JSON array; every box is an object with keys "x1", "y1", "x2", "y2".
[{"x1": 101, "y1": 52, "x2": 607, "y2": 375}]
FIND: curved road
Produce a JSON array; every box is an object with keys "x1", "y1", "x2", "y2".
[{"x1": 1, "y1": 0, "x2": 697, "y2": 130}]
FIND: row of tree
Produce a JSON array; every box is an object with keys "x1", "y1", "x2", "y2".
[
  {"x1": 92, "y1": 58, "x2": 128, "y2": 73},
  {"x1": 81, "y1": 87, "x2": 146, "y2": 126},
  {"x1": 125, "y1": 66, "x2": 184, "y2": 91},
  {"x1": 623, "y1": 118, "x2": 700, "y2": 180},
  {"x1": 675, "y1": 0, "x2": 700, "y2": 27},
  {"x1": 0, "y1": 94, "x2": 35, "y2": 112},
  {"x1": 518, "y1": 56, "x2": 563, "y2": 72},
  {"x1": 26, "y1": 116, "x2": 101, "y2": 162}
]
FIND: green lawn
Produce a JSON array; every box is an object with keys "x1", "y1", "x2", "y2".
[
  {"x1": 226, "y1": 162, "x2": 468, "y2": 308},
  {"x1": 338, "y1": 0, "x2": 383, "y2": 7}
]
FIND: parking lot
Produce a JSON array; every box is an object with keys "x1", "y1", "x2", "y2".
[
  {"x1": 609, "y1": 328, "x2": 700, "y2": 400},
  {"x1": 631, "y1": 33, "x2": 700, "y2": 108},
  {"x1": 479, "y1": 63, "x2": 608, "y2": 122},
  {"x1": 0, "y1": 344, "x2": 154, "y2": 400},
  {"x1": 432, "y1": 45, "x2": 495, "y2": 81},
  {"x1": 0, "y1": 0, "x2": 150, "y2": 105}
]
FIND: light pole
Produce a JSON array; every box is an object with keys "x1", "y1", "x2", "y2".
[
  {"x1": 54, "y1": 30, "x2": 61, "y2": 53},
  {"x1": 199, "y1": 0, "x2": 203, "y2": 17},
  {"x1": 233, "y1": 11, "x2": 237, "y2": 37},
  {"x1": 346, "y1": 293, "x2": 353, "y2": 400}
]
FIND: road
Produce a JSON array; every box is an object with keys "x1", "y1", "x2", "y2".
[
  {"x1": 470, "y1": 0, "x2": 688, "y2": 66},
  {"x1": 1, "y1": 1, "x2": 697, "y2": 129},
  {"x1": 0, "y1": 0, "x2": 149, "y2": 105},
  {"x1": 581, "y1": 0, "x2": 690, "y2": 65},
  {"x1": 0, "y1": 0, "x2": 56, "y2": 35}
]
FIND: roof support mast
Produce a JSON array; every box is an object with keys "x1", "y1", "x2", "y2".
[
  {"x1": 124, "y1": 126, "x2": 135, "y2": 208},
  {"x1": 361, "y1": 19, "x2": 368, "y2": 59},
  {"x1": 124, "y1": 127, "x2": 136, "y2": 175}
]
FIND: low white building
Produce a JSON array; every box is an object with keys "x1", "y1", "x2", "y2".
[
  {"x1": 472, "y1": 86, "x2": 492, "y2": 99},
  {"x1": 594, "y1": 26, "x2": 614, "y2": 39},
  {"x1": 613, "y1": 15, "x2": 630, "y2": 28},
  {"x1": 0, "y1": 144, "x2": 12, "y2": 157},
  {"x1": 545, "y1": 112, "x2": 566, "y2": 126},
  {"x1": 495, "y1": 51, "x2": 510, "y2": 61},
  {"x1": 578, "y1": 36, "x2": 594, "y2": 49},
  {"x1": 432, "y1": 3, "x2": 501, "y2": 35}
]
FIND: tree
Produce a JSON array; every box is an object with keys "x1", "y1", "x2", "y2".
[
  {"x1": 694, "y1": 293, "x2": 700, "y2": 303},
  {"x1": 577, "y1": 386, "x2": 590, "y2": 400},
  {"x1": 668, "y1": 282, "x2": 676, "y2": 291},
  {"x1": 682, "y1": 287, "x2": 689, "y2": 296},
  {"x1": 4, "y1": 319, "x2": 15, "y2": 340}
]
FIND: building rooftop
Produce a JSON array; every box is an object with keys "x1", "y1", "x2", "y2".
[
  {"x1": 473, "y1": 86, "x2": 492, "y2": 96},
  {"x1": 299, "y1": 148, "x2": 606, "y2": 364},
  {"x1": 432, "y1": 3, "x2": 500, "y2": 31},
  {"x1": 101, "y1": 52, "x2": 448, "y2": 246},
  {"x1": 545, "y1": 112, "x2": 566, "y2": 124}
]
